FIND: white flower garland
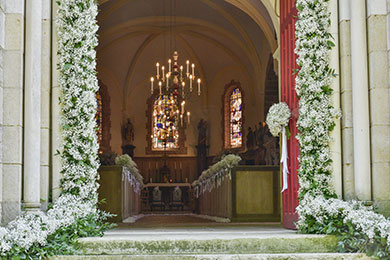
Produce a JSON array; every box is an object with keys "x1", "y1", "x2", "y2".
[
  {"x1": 266, "y1": 102, "x2": 291, "y2": 137},
  {"x1": 0, "y1": 0, "x2": 100, "y2": 256},
  {"x1": 192, "y1": 154, "x2": 241, "y2": 198},
  {"x1": 116, "y1": 154, "x2": 144, "y2": 194},
  {"x1": 294, "y1": 0, "x2": 390, "y2": 255}
]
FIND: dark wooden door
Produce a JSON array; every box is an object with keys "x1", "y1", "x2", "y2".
[{"x1": 280, "y1": 0, "x2": 299, "y2": 229}]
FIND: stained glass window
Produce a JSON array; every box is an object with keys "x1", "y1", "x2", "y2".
[
  {"x1": 152, "y1": 94, "x2": 180, "y2": 150},
  {"x1": 96, "y1": 91, "x2": 103, "y2": 150},
  {"x1": 230, "y1": 88, "x2": 242, "y2": 147}
]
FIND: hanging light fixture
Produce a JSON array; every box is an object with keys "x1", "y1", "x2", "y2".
[{"x1": 149, "y1": 0, "x2": 202, "y2": 149}]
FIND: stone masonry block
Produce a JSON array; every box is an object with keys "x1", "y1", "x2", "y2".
[
  {"x1": 40, "y1": 128, "x2": 49, "y2": 165},
  {"x1": 372, "y1": 162, "x2": 390, "y2": 201},
  {"x1": 5, "y1": 13, "x2": 23, "y2": 50},
  {"x1": 370, "y1": 126, "x2": 390, "y2": 163},
  {"x1": 339, "y1": 55, "x2": 352, "y2": 92},
  {"x1": 4, "y1": 0, "x2": 24, "y2": 14},
  {"x1": 369, "y1": 88, "x2": 390, "y2": 126},
  {"x1": 3, "y1": 87, "x2": 22, "y2": 125},
  {"x1": 367, "y1": 0, "x2": 387, "y2": 16},
  {"x1": 339, "y1": 21, "x2": 351, "y2": 57},
  {"x1": 1, "y1": 201, "x2": 20, "y2": 225},
  {"x1": 41, "y1": 88, "x2": 50, "y2": 127},
  {"x1": 368, "y1": 15, "x2": 388, "y2": 52},
  {"x1": 369, "y1": 51, "x2": 389, "y2": 89},
  {"x1": 3, "y1": 50, "x2": 22, "y2": 87},
  {"x1": 341, "y1": 91, "x2": 353, "y2": 128},
  {"x1": 0, "y1": 8, "x2": 5, "y2": 49},
  {"x1": 2, "y1": 163, "x2": 21, "y2": 201},
  {"x1": 2, "y1": 125, "x2": 21, "y2": 163}
]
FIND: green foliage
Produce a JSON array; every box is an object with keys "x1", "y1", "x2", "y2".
[{"x1": 1, "y1": 211, "x2": 116, "y2": 260}]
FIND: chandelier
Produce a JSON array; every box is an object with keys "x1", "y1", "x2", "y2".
[{"x1": 150, "y1": 51, "x2": 202, "y2": 147}]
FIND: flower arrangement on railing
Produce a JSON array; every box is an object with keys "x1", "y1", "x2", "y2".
[
  {"x1": 266, "y1": 102, "x2": 291, "y2": 192},
  {"x1": 295, "y1": 0, "x2": 389, "y2": 258},
  {"x1": 0, "y1": 1, "x2": 113, "y2": 258},
  {"x1": 115, "y1": 154, "x2": 144, "y2": 194},
  {"x1": 192, "y1": 154, "x2": 241, "y2": 198}
]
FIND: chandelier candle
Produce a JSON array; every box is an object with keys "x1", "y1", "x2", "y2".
[
  {"x1": 156, "y1": 63, "x2": 160, "y2": 78},
  {"x1": 186, "y1": 60, "x2": 189, "y2": 75},
  {"x1": 168, "y1": 59, "x2": 172, "y2": 72},
  {"x1": 150, "y1": 77, "x2": 154, "y2": 94},
  {"x1": 198, "y1": 78, "x2": 201, "y2": 95}
]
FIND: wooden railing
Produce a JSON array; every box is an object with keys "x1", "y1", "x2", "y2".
[
  {"x1": 122, "y1": 169, "x2": 142, "y2": 220},
  {"x1": 197, "y1": 175, "x2": 232, "y2": 219}
]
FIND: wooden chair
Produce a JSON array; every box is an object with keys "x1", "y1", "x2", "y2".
[
  {"x1": 169, "y1": 186, "x2": 184, "y2": 211},
  {"x1": 150, "y1": 187, "x2": 165, "y2": 211}
]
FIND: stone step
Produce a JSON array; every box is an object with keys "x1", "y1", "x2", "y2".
[
  {"x1": 76, "y1": 234, "x2": 338, "y2": 255},
  {"x1": 52, "y1": 253, "x2": 372, "y2": 260}
]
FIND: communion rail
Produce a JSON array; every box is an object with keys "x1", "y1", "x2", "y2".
[{"x1": 98, "y1": 165, "x2": 142, "y2": 222}]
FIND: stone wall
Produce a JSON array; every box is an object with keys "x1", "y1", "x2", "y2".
[{"x1": 0, "y1": 0, "x2": 24, "y2": 224}]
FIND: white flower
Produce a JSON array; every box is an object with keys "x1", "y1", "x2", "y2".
[{"x1": 266, "y1": 102, "x2": 291, "y2": 137}]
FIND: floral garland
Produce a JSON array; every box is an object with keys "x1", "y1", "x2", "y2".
[
  {"x1": 266, "y1": 102, "x2": 291, "y2": 137},
  {"x1": 192, "y1": 154, "x2": 241, "y2": 198},
  {"x1": 115, "y1": 154, "x2": 144, "y2": 194},
  {"x1": 0, "y1": 0, "x2": 104, "y2": 257},
  {"x1": 294, "y1": 0, "x2": 390, "y2": 258}
]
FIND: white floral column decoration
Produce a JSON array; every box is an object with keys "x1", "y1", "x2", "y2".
[
  {"x1": 57, "y1": 0, "x2": 100, "y2": 202},
  {"x1": 266, "y1": 102, "x2": 291, "y2": 192}
]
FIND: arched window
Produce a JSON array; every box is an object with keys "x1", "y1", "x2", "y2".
[
  {"x1": 229, "y1": 88, "x2": 243, "y2": 147},
  {"x1": 152, "y1": 94, "x2": 180, "y2": 150},
  {"x1": 223, "y1": 80, "x2": 244, "y2": 149}
]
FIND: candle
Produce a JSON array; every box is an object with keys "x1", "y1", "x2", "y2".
[
  {"x1": 181, "y1": 101, "x2": 185, "y2": 114},
  {"x1": 180, "y1": 114, "x2": 183, "y2": 125},
  {"x1": 180, "y1": 65, "x2": 183, "y2": 78},
  {"x1": 189, "y1": 75, "x2": 193, "y2": 92},
  {"x1": 186, "y1": 60, "x2": 189, "y2": 74},
  {"x1": 191, "y1": 63, "x2": 195, "y2": 76},
  {"x1": 181, "y1": 81, "x2": 185, "y2": 96},
  {"x1": 162, "y1": 66, "x2": 165, "y2": 81},
  {"x1": 197, "y1": 78, "x2": 201, "y2": 95},
  {"x1": 150, "y1": 77, "x2": 154, "y2": 94},
  {"x1": 187, "y1": 111, "x2": 190, "y2": 124},
  {"x1": 166, "y1": 73, "x2": 169, "y2": 91},
  {"x1": 156, "y1": 63, "x2": 160, "y2": 78},
  {"x1": 168, "y1": 59, "x2": 172, "y2": 72},
  {"x1": 159, "y1": 81, "x2": 162, "y2": 94}
]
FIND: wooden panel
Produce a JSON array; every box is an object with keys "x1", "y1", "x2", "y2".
[
  {"x1": 280, "y1": 0, "x2": 300, "y2": 229},
  {"x1": 134, "y1": 157, "x2": 197, "y2": 183},
  {"x1": 232, "y1": 166, "x2": 280, "y2": 222},
  {"x1": 236, "y1": 170, "x2": 273, "y2": 215}
]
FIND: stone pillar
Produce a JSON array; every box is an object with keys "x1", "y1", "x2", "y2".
[
  {"x1": 1, "y1": 0, "x2": 24, "y2": 224},
  {"x1": 51, "y1": 0, "x2": 62, "y2": 200},
  {"x1": 40, "y1": 0, "x2": 51, "y2": 210},
  {"x1": 339, "y1": 0, "x2": 355, "y2": 200},
  {"x1": 0, "y1": 1, "x2": 5, "y2": 221},
  {"x1": 328, "y1": 0, "x2": 342, "y2": 198},
  {"x1": 23, "y1": 0, "x2": 42, "y2": 211},
  {"x1": 350, "y1": 0, "x2": 371, "y2": 201},
  {"x1": 367, "y1": 0, "x2": 390, "y2": 216}
]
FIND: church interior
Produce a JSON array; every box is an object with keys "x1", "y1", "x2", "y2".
[{"x1": 95, "y1": 0, "x2": 281, "y2": 221}]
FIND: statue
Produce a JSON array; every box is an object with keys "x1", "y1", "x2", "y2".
[
  {"x1": 263, "y1": 127, "x2": 278, "y2": 165},
  {"x1": 122, "y1": 118, "x2": 134, "y2": 145},
  {"x1": 246, "y1": 127, "x2": 255, "y2": 150},
  {"x1": 121, "y1": 118, "x2": 136, "y2": 157},
  {"x1": 197, "y1": 119, "x2": 208, "y2": 177}
]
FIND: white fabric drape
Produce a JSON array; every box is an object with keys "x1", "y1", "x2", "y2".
[{"x1": 281, "y1": 127, "x2": 289, "y2": 192}]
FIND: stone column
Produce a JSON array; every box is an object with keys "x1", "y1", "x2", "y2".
[
  {"x1": 328, "y1": 0, "x2": 342, "y2": 198},
  {"x1": 1, "y1": 0, "x2": 24, "y2": 224},
  {"x1": 23, "y1": 0, "x2": 42, "y2": 211},
  {"x1": 51, "y1": 0, "x2": 62, "y2": 200},
  {"x1": 367, "y1": 0, "x2": 390, "y2": 216},
  {"x1": 339, "y1": 0, "x2": 355, "y2": 200},
  {"x1": 350, "y1": 0, "x2": 371, "y2": 201},
  {"x1": 0, "y1": 1, "x2": 5, "y2": 221},
  {"x1": 40, "y1": 0, "x2": 51, "y2": 210}
]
